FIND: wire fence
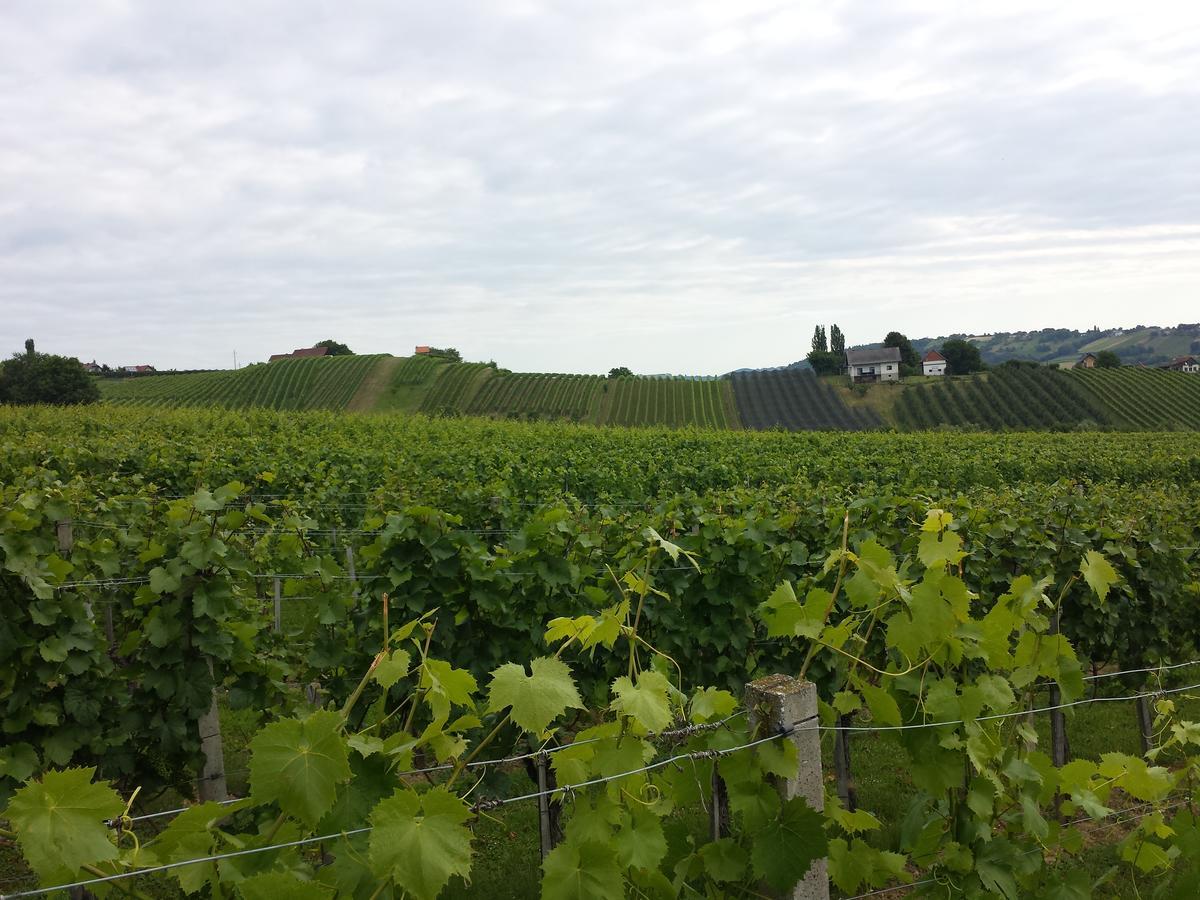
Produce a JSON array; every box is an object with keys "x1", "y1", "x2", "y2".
[{"x1": 5, "y1": 676, "x2": 1199, "y2": 899}]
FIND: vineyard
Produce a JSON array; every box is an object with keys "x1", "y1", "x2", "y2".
[
  {"x1": 100, "y1": 355, "x2": 386, "y2": 411},
  {"x1": 466, "y1": 373, "x2": 603, "y2": 422},
  {"x1": 93, "y1": 355, "x2": 1200, "y2": 432},
  {"x1": 1069, "y1": 367, "x2": 1200, "y2": 429},
  {"x1": 602, "y1": 376, "x2": 738, "y2": 429},
  {"x1": 2, "y1": 407, "x2": 1200, "y2": 897},
  {"x1": 892, "y1": 367, "x2": 1113, "y2": 430},
  {"x1": 732, "y1": 369, "x2": 881, "y2": 430}
]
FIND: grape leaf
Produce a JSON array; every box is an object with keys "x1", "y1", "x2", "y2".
[
  {"x1": 612, "y1": 807, "x2": 667, "y2": 871},
  {"x1": 419, "y1": 659, "x2": 478, "y2": 723},
  {"x1": 1079, "y1": 550, "x2": 1119, "y2": 602},
  {"x1": 541, "y1": 840, "x2": 624, "y2": 900},
  {"x1": 369, "y1": 787, "x2": 473, "y2": 900},
  {"x1": 699, "y1": 837, "x2": 748, "y2": 882},
  {"x1": 918, "y1": 528, "x2": 965, "y2": 570},
  {"x1": 237, "y1": 871, "x2": 333, "y2": 900},
  {"x1": 147, "y1": 799, "x2": 254, "y2": 894},
  {"x1": 249, "y1": 710, "x2": 351, "y2": 827},
  {"x1": 373, "y1": 649, "x2": 412, "y2": 691},
  {"x1": 611, "y1": 670, "x2": 673, "y2": 732},
  {"x1": 857, "y1": 682, "x2": 901, "y2": 727},
  {"x1": 4, "y1": 767, "x2": 124, "y2": 883},
  {"x1": 487, "y1": 656, "x2": 583, "y2": 735},
  {"x1": 750, "y1": 796, "x2": 827, "y2": 891},
  {"x1": 690, "y1": 687, "x2": 737, "y2": 723}
]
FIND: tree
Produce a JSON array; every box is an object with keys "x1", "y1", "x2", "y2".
[
  {"x1": 315, "y1": 339, "x2": 353, "y2": 356},
  {"x1": 882, "y1": 332, "x2": 920, "y2": 374},
  {"x1": 807, "y1": 352, "x2": 843, "y2": 376},
  {"x1": 811, "y1": 326, "x2": 828, "y2": 354},
  {"x1": 426, "y1": 347, "x2": 463, "y2": 363},
  {"x1": 941, "y1": 339, "x2": 983, "y2": 376},
  {"x1": 829, "y1": 325, "x2": 845, "y2": 355},
  {"x1": 0, "y1": 340, "x2": 100, "y2": 406},
  {"x1": 608, "y1": 366, "x2": 633, "y2": 378},
  {"x1": 1095, "y1": 350, "x2": 1121, "y2": 368}
]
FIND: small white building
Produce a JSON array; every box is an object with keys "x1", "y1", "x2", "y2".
[
  {"x1": 845, "y1": 347, "x2": 902, "y2": 383},
  {"x1": 922, "y1": 350, "x2": 947, "y2": 376}
]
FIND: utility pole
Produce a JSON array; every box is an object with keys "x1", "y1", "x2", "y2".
[{"x1": 233, "y1": 350, "x2": 238, "y2": 370}]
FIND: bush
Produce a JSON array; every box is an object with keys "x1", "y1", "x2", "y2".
[{"x1": 0, "y1": 340, "x2": 100, "y2": 406}]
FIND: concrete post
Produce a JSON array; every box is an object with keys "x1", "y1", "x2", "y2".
[
  {"x1": 745, "y1": 674, "x2": 829, "y2": 900},
  {"x1": 197, "y1": 660, "x2": 228, "y2": 802}
]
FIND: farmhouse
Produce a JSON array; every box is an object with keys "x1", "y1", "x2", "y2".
[
  {"x1": 1162, "y1": 356, "x2": 1200, "y2": 373},
  {"x1": 1076, "y1": 353, "x2": 1098, "y2": 369},
  {"x1": 845, "y1": 347, "x2": 901, "y2": 383},
  {"x1": 922, "y1": 350, "x2": 947, "y2": 376},
  {"x1": 122, "y1": 364, "x2": 155, "y2": 373},
  {"x1": 82, "y1": 360, "x2": 102, "y2": 373},
  {"x1": 414, "y1": 345, "x2": 432, "y2": 354},
  {"x1": 269, "y1": 346, "x2": 330, "y2": 362}
]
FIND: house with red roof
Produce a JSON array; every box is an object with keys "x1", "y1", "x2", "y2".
[
  {"x1": 268, "y1": 346, "x2": 330, "y2": 362},
  {"x1": 922, "y1": 350, "x2": 947, "y2": 376}
]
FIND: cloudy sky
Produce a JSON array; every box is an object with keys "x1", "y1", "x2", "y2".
[{"x1": 2, "y1": 1, "x2": 1199, "y2": 374}]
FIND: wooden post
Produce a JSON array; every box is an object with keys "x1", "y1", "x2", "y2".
[
  {"x1": 834, "y1": 715, "x2": 857, "y2": 811},
  {"x1": 536, "y1": 752, "x2": 554, "y2": 861},
  {"x1": 745, "y1": 674, "x2": 829, "y2": 900},
  {"x1": 710, "y1": 764, "x2": 731, "y2": 840},
  {"x1": 1049, "y1": 684, "x2": 1069, "y2": 767},
  {"x1": 56, "y1": 518, "x2": 73, "y2": 553},
  {"x1": 1136, "y1": 696, "x2": 1155, "y2": 753},
  {"x1": 273, "y1": 577, "x2": 282, "y2": 633},
  {"x1": 197, "y1": 662, "x2": 228, "y2": 802}
]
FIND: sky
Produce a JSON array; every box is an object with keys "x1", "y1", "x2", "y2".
[{"x1": 2, "y1": 1, "x2": 1199, "y2": 375}]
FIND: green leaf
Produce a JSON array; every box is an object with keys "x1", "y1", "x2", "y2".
[
  {"x1": 373, "y1": 649, "x2": 412, "y2": 691},
  {"x1": 4, "y1": 767, "x2": 124, "y2": 883},
  {"x1": 690, "y1": 687, "x2": 737, "y2": 724},
  {"x1": 858, "y1": 682, "x2": 901, "y2": 727},
  {"x1": 612, "y1": 807, "x2": 667, "y2": 871},
  {"x1": 147, "y1": 799, "x2": 254, "y2": 894},
  {"x1": 419, "y1": 659, "x2": 478, "y2": 724},
  {"x1": 238, "y1": 872, "x2": 333, "y2": 900},
  {"x1": 750, "y1": 797, "x2": 827, "y2": 891},
  {"x1": 541, "y1": 840, "x2": 624, "y2": 900},
  {"x1": 0, "y1": 743, "x2": 39, "y2": 782},
  {"x1": 611, "y1": 670, "x2": 674, "y2": 733},
  {"x1": 698, "y1": 838, "x2": 748, "y2": 882},
  {"x1": 149, "y1": 565, "x2": 182, "y2": 595},
  {"x1": 1079, "y1": 550, "x2": 1119, "y2": 602},
  {"x1": 369, "y1": 787, "x2": 473, "y2": 900},
  {"x1": 918, "y1": 528, "x2": 965, "y2": 570},
  {"x1": 487, "y1": 656, "x2": 583, "y2": 735},
  {"x1": 249, "y1": 710, "x2": 351, "y2": 827}
]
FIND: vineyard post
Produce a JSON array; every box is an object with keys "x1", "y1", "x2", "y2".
[
  {"x1": 709, "y1": 765, "x2": 730, "y2": 840},
  {"x1": 273, "y1": 577, "x2": 282, "y2": 634},
  {"x1": 834, "y1": 714, "x2": 857, "y2": 811},
  {"x1": 56, "y1": 518, "x2": 92, "y2": 626},
  {"x1": 745, "y1": 674, "x2": 829, "y2": 900},
  {"x1": 196, "y1": 660, "x2": 228, "y2": 802},
  {"x1": 535, "y1": 751, "x2": 556, "y2": 860},
  {"x1": 1048, "y1": 608, "x2": 1069, "y2": 768},
  {"x1": 345, "y1": 544, "x2": 358, "y2": 596},
  {"x1": 1136, "y1": 697, "x2": 1155, "y2": 754}
]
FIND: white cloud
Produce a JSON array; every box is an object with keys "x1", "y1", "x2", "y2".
[{"x1": 1, "y1": 0, "x2": 1198, "y2": 374}]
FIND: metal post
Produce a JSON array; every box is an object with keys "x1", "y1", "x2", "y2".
[{"x1": 745, "y1": 674, "x2": 829, "y2": 900}]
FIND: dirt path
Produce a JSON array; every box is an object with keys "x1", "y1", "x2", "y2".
[{"x1": 347, "y1": 356, "x2": 401, "y2": 411}]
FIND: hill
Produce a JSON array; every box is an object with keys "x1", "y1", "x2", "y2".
[
  {"x1": 95, "y1": 352, "x2": 1200, "y2": 432},
  {"x1": 903, "y1": 323, "x2": 1200, "y2": 367}
]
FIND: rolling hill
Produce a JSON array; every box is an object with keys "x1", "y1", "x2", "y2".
[{"x1": 94, "y1": 352, "x2": 1200, "y2": 431}]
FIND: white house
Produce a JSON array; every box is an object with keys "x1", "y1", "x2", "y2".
[
  {"x1": 845, "y1": 347, "x2": 902, "y2": 383},
  {"x1": 922, "y1": 350, "x2": 947, "y2": 376}
]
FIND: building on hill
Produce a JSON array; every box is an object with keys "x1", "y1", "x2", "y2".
[
  {"x1": 122, "y1": 364, "x2": 156, "y2": 373},
  {"x1": 414, "y1": 345, "x2": 431, "y2": 354},
  {"x1": 1076, "y1": 353, "x2": 1098, "y2": 369},
  {"x1": 922, "y1": 350, "x2": 947, "y2": 376},
  {"x1": 269, "y1": 346, "x2": 330, "y2": 362},
  {"x1": 1162, "y1": 356, "x2": 1200, "y2": 373},
  {"x1": 846, "y1": 347, "x2": 901, "y2": 383},
  {"x1": 82, "y1": 360, "x2": 102, "y2": 373}
]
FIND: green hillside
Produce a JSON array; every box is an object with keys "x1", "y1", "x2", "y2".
[
  {"x1": 907, "y1": 322, "x2": 1200, "y2": 367},
  {"x1": 100, "y1": 354, "x2": 387, "y2": 410},
  {"x1": 94, "y1": 353, "x2": 1200, "y2": 432}
]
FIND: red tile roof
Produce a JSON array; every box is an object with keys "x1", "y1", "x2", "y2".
[{"x1": 922, "y1": 350, "x2": 945, "y2": 362}]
